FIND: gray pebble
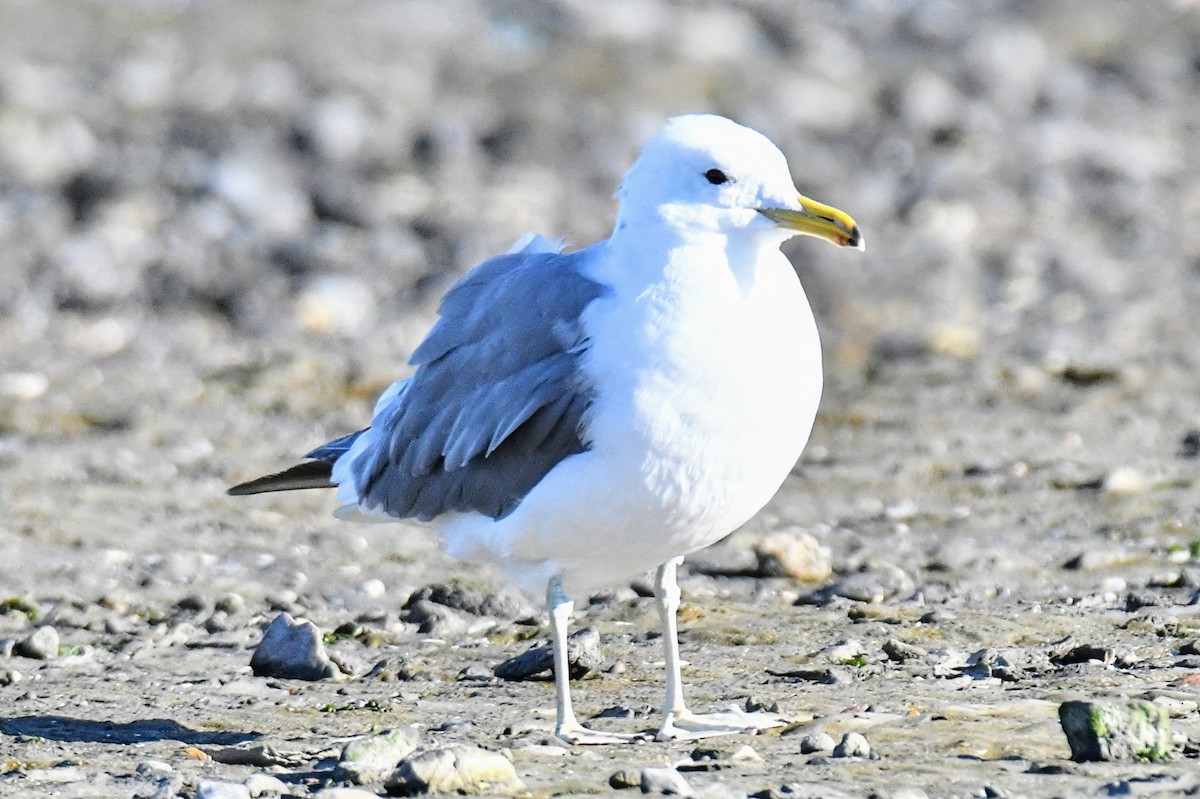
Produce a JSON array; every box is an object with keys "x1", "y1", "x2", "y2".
[
  {"x1": 832, "y1": 732, "x2": 871, "y2": 758},
  {"x1": 215, "y1": 592, "x2": 245, "y2": 614},
  {"x1": 385, "y1": 745, "x2": 524, "y2": 795},
  {"x1": 883, "y1": 638, "x2": 927, "y2": 663},
  {"x1": 249, "y1": 612, "x2": 338, "y2": 681},
  {"x1": 402, "y1": 599, "x2": 470, "y2": 638},
  {"x1": 334, "y1": 727, "x2": 421, "y2": 785},
  {"x1": 366, "y1": 656, "x2": 426, "y2": 682},
  {"x1": 816, "y1": 639, "x2": 864, "y2": 664},
  {"x1": 406, "y1": 581, "x2": 538, "y2": 621},
  {"x1": 135, "y1": 760, "x2": 173, "y2": 775},
  {"x1": 207, "y1": 743, "x2": 300, "y2": 768},
  {"x1": 494, "y1": 627, "x2": 604, "y2": 681},
  {"x1": 799, "y1": 731, "x2": 836, "y2": 754},
  {"x1": 15, "y1": 625, "x2": 60, "y2": 660},
  {"x1": 328, "y1": 648, "x2": 370, "y2": 677},
  {"x1": 243, "y1": 773, "x2": 289, "y2": 797},
  {"x1": 639, "y1": 766, "x2": 693, "y2": 796},
  {"x1": 195, "y1": 780, "x2": 252, "y2": 799},
  {"x1": 0, "y1": 668, "x2": 22, "y2": 686},
  {"x1": 1058, "y1": 700, "x2": 1172, "y2": 762},
  {"x1": 610, "y1": 770, "x2": 641, "y2": 789},
  {"x1": 833, "y1": 564, "x2": 915, "y2": 603}
]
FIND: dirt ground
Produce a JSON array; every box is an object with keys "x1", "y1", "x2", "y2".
[{"x1": 2, "y1": 2, "x2": 1200, "y2": 797}]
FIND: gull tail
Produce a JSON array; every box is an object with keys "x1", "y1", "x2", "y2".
[
  {"x1": 226, "y1": 460, "x2": 334, "y2": 495},
  {"x1": 227, "y1": 429, "x2": 366, "y2": 496}
]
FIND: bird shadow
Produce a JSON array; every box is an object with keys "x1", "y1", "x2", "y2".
[{"x1": 1, "y1": 715, "x2": 259, "y2": 746}]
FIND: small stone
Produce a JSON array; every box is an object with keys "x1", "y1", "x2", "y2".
[
  {"x1": 1103, "y1": 466, "x2": 1145, "y2": 495},
  {"x1": 329, "y1": 648, "x2": 370, "y2": 678},
  {"x1": 250, "y1": 613, "x2": 338, "y2": 681},
  {"x1": 295, "y1": 274, "x2": 377, "y2": 336},
  {"x1": 406, "y1": 581, "x2": 537, "y2": 621},
  {"x1": 610, "y1": 770, "x2": 641, "y2": 789},
  {"x1": 799, "y1": 731, "x2": 836, "y2": 754},
  {"x1": 832, "y1": 732, "x2": 871, "y2": 758},
  {"x1": 831, "y1": 564, "x2": 914, "y2": 603},
  {"x1": 730, "y1": 744, "x2": 764, "y2": 763},
  {"x1": 639, "y1": 766, "x2": 693, "y2": 796},
  {"x1": 0, "y1": 669, "x2": 23, "y2": 686},
  {"x1": 215, "y1": 593, "x2": 245, "y2": 614},
  {"x1": 385, "y1": 745, "x2": 524, "y2": 795},
  {"x1": 402, "y1": 600, "x2": 470, "y2": 638},
  {"x1": 458, "y1": 663, "x2": 494, "y2": 681},
  {"x1": 494, "y1": 627, "x2": 604, "y2": 681},
  {"x1": 752, "y1": 532, "x2": 832, "y2": 582},
  {"x1": 15, "y1": 625, "x2": 59, "y2": 660},
  {"x1": 882, "y1": 638, "x2": 927, "y2": 663},
  {"x1": 366, "y1": 656, "x2": 426, "y2": 682},
  {"x1": 816, "y1": 639, "x2": 864, "y2": 664},
  {"x1": 135, "y1": 760, "x2": 173, "y2": 775},
  {"x1": 1179, "y1": 431, "x2": 1200, "y2": 459},
  {"x1": 207, "y1": 743, "x2": 300, "y2": 767},
  {"x1": 1062, "y1": 548, "x2": 1137, "y2": 572},
  {"x1": 1051, "y1": 642, "x2": 1114, "y2": 666},
  {"x1": 243, "y1": 774, "x2": 289, "y2": 797},
  {"x1": 334, "y1": 727, "x2": 421, "y2": 784},
  {"x1": 195, "y1": 780, "x2": 252, "y2": 799},
  {"x1": 1058, "y1": 700, "x2": 1172, "y2": 762}
]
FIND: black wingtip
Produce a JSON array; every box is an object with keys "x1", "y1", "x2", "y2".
[{"x1": 226, "y1": 460, "x2": 336, "y2": 496}]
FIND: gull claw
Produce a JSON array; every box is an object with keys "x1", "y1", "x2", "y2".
[
  {"x1": 656, "y1": 706, "x2": 789, "y2": 742},
  {"x1": 556, "y1": 721, "x2": 652, "y2": 746}
]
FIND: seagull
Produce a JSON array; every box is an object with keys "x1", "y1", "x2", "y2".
[{"x1": 229, "y1": 114, "x2": 863, "y2": 744}]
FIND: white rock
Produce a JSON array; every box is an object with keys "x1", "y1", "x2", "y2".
[
  {"x1": 639, "y1": 766, "x2": 693, "y2": 796},
  {"x1": 195, "y1": 780, "x2": 252, "y2": 799}
]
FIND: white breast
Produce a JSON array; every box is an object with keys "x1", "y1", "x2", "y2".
[{"x1": 445, "y1": 236, "x2": 822, "y2": 594}]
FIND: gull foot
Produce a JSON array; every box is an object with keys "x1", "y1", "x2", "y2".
[
  {"x1": 556, "y1": 721, "x2": 652, "y2": 746},
  {"x1": 657, "y1": 706, "x2": 789, "y2": 741}
]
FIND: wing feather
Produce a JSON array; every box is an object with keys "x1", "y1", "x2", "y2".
[{"x1": 341, "y1": 244, "x2": 608, "y2": 521}]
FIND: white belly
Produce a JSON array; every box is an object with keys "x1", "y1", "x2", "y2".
[{"x1": 438, "y1": 244, "x2": 823, "y2": 594}]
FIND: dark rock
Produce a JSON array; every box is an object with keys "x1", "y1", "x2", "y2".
[
  {"x1": 402, "y1": 600, "x2": 469, "y2": 637},
  {"x1": 249, "y1": 613, "x2": 338, "y2": 681},
  {"x1": 493, "y1": 627, "x2": 603, "y2": 681}
]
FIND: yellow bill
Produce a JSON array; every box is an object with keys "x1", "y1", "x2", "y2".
[{"x1": 759, "y1": 194, "x2": 864, "y2": 251}]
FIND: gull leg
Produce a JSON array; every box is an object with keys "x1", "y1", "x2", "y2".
[
  {"x1": 547, "y1": 577, "x2": 645, "y2": 745},
  {"x1": 654, "y1": 557, "x2": 789, "y2": 741}
]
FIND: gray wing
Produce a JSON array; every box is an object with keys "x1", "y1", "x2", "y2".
[{"x1": 346, "y1": 247, "x2": 609, "y2": 522}]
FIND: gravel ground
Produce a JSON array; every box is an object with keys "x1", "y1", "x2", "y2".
[{"x1": 3, "y1": 1, "x2": 1200, "y2": 797}]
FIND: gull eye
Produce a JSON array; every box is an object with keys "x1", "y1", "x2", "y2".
[{"x1": 704, "y1": 168, "x2": 730, "y2": 185}]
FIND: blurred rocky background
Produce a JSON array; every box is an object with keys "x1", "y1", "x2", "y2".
[
  {"x1": 3, "y1": 2, "x2": 1200, "y2": 794},
  {"x1": 4, "y1": 0, "x2": 1197, "y2": 419}
]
